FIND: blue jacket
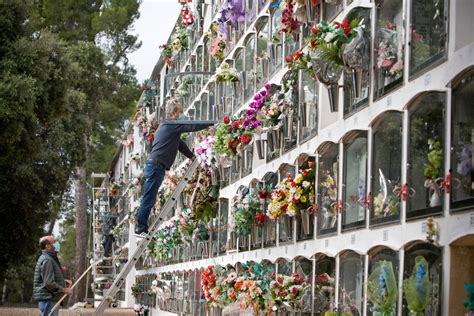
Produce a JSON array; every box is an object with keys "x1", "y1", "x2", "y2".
[{"x1": 148, "y1": 121, "x2": 212, "y2": 169}]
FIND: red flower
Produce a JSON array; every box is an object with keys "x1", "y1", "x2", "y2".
[
  {"x1": 255, "y1": 213, "x2": 265, "y2": 224},
  {"x1": 291, "y1": 181, "x2": 296, "y2": 187},
  {"x1": 258, "y1": 191, "x2": 267, "y2": 199},
  {"x1": 240, "y1": 134, "x2": 251, "y2": 144},
  {"x1": 316, "y1": 273, "x2": 330, "y2": 285},
  {"x1": 291, "y1": 197, "x2": 297, "y2": 203},
  {"x1": 311, "y1": 26, "x2": 319, "y2": 35},
  {"x1": 308, "y1": 161, "x2": 314, "y2": 167},
  {"x1": 232, "y1": 120, "x2": 240, "y2": 129},
  {"x1": 277, "y1": 277, "x2": 284, "y2": 284},
  {"x1": 291, "y1": 286, "x2": 299, "y2": 295},
  {"x1": 303, "y1": 169, "x2": 308, "y2": 175},
  {"x1": 147, "y1": 134, "x2": 154, "y2": 142},
  {"x1": 223, "y1": 116, "x2": 230, "y2": 124}
]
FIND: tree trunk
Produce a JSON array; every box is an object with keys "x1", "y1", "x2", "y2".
[
  {"x1": 70, "y1": 165, "x2": 88, "y2": 304},
  {"x1": 47, "y1": 193, "x2": 64, "y2": 235}
]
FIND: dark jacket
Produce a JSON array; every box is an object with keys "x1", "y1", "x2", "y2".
[
  {"x1": 32, "y1": 251, "x2": 66, "y2": 302},
  {"x1": 101, "y1": 212, "x2": 118, "y2": 235},
  {"x1": 148, "y1": 121, "x2": 213, "y2": 169}
]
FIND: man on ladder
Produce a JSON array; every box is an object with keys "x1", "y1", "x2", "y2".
[{"x1": 134, "y1": 99, "x2": 213, "y2": 238}]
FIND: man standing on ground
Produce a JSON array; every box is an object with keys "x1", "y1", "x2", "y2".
[
  {"x1": 33, "y1": 235, "x2": 72, "y2": 316},
  {"x1": 134, "y1": 100, "x2": 213, "y2": 237}
]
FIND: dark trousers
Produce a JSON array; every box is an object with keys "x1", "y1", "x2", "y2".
[
  {"x1": 103, "y1": 234, "x2": 115, "y2": 257},
  {"x1": 136, "y1": 160, "x2": 165, "y2": 232}
]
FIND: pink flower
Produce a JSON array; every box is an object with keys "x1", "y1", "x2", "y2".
[
  {"x1": 377, "y1": 58, "x2": 394, "y2": 69},
  {"x1": 389, "y1": 61, "x2": 404, "y2": 75}
]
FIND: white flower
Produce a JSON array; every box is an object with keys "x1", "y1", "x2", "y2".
[
  {"x1": 324, "y1": 32, "x2": 336, "y2": 43},
  {"x1": 302, "y1": 181, "x2": 310, "y2": 188}
]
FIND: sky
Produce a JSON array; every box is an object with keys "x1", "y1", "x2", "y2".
[{"x1": 128, "y1": 0, "x2": 181, "y2": 83}]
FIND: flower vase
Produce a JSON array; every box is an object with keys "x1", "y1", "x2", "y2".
[
  {"x1": 284, "y1": 110, "x2": 294, "y2": 140},
  {"x1": 300, "y1": 209, "x2": 312, "y2": 236},
  {"x1": 227, "y1": 231, "x2": 237, "y2": 251},
  {"x1": 210, "y1": 168, "x2": 218, "y2": 185},
  {"x1": 327, "y1": 84, "x2": 339, "y2": 112},
  {"x1": 429, "y1": 189, "x2": 441, "y2": 207},
  {"x1": 250, "y1": 224, "x2": 261, "y2": 247},
  {"x1": 300, "y1": 102, "x2": 309, "y2": 128},
  {"x1": 264, "y1": 220, "x2": 276, "y2": 246},
  {"x1": 271, "y1": 127, "x2": 282, "y2": 150},
  {"x1": 350, "y1": 68, "x2": 364, "y2": 100},
  {"x1": 279, "y1": 216, "x2": 293, "y2": 242},
  {"x1": 242, "y1": 150, "x2": 251, "y2": 171}
]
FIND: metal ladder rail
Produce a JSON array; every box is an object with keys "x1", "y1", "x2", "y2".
[{"x1": 93, "y1": 159, "x2": 199, "y2": 315}]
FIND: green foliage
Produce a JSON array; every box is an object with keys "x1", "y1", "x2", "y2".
[
  {"x1": 367, "y1": 261, "x2": 397, "y2": 314},
  {"x1": 423, "y1": 138, "x2": 443, "y2": 179},
  {"x1": 403, "y1": 256, "x2": 431, "y2": 314}
]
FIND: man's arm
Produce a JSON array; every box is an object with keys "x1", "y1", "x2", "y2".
[
  {"x1": 178, "y1": 140, "x2": 195, "y2": 159},
  {"x1": 41, "y1": 261, "x2": 63, "y2": 294},
  {"x1": 175, "y1": 122, "x2": 214, "y2": 133}
]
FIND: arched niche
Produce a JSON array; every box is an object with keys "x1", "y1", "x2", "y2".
[
  {"x1": 373, "y1": 0, "x2": 404, "y2": 99},
  {"x1": 402, "y1": 241, "x2": 443, "y2": 316},
  {"x1": 370, "y1": 111, "x2": 403, "y2": 226},
  {"x1": 312, "y1": 253, "x2": 336, "y2": 315},
  {"x1": 450, "y1": 69, "x2": 474, "y2": 210},
  {"x1": 338, "y1": 250, "x2": 365, "y2": 315},
  {"x1": 341, "y1": 130, "x2": 368, "y2": 231},
  {"x1": 316, "y1": 141, "x2": 339, "y2": 236},
  {"x1": 367, "y1": 246, "x2": 399, "y2": 316},
  {"x1": 406, "y1": 91, "x2": 446, "y2": 219},
  {"x1": 276, "y1": 257, "x2": 293, "y2": 276}
]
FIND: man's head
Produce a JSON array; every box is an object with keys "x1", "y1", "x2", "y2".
[
  {"x1": 165, "y1": 99, "x2": 183, "y2": 120},
  {"x1": 39, "y1": 235, "x2": 58, "y2": 252}
]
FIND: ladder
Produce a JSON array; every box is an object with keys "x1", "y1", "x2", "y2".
[{"x1": 93, "y1": 159, "x2": 200, "y2": 315}]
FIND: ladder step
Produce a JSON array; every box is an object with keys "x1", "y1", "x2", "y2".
[{"x1": 93, "y1": 159, "x2": 199, "y2": 316}]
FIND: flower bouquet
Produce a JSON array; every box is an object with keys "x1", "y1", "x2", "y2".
[
  {"x1": 288, "y1": 162, "x2": 316, "y2": 214},
  {"x1": 267, "y1": 178, "x2": 291, "y2": 220},
  {"x1": 202, "y1": 265, "x2": 224, "y2": 307},
  {"x1": 367, "y1": 261, "x2": 397, "y2": 316},
  {"x1": 133, "y1": 303, "x2": 150, "y2": 316},
  {"x1": 207, "y1": 23, "x2": 226, "y2": 63},
  {"x1": 170, "y1": 25, "x2": 189, "y2": 53},
  {"x1": 196, "y1": 132, "x2": 217, "y2": 168},
  {"x1": 308, "y1": 19, "x2": 358, "y2": 110},
  {"x1": 215, "y1": 62, "x2": 240, "y2": 83},
  {"x1": 423, "y1": 138, "x2": 443, "y2": 208},
  {"x1": 319, "y1": 169, "x2": 338, "y2": 229},
  {"x1": 142, "y1": 79, "x2": 159, "y2": 107},
  {"x1": 269, "y1": 272, "x2": 311, "y2": 311},
  {"x1": 403, "y1": 256, "x2": 431, "y2": 316}
]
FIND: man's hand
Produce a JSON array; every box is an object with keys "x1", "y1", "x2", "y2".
[
  {"x1": 62, "y1": 287, "x2": 72, "y2": 295},
  {"x1": 65, "y1": 280, "x2": 73, "y2": 288}
]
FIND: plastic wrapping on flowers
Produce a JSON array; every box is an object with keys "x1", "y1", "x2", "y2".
[
  {"x1": 403, "y1": 256, "x2": 431, "y2": 315},
  {"x1": 367, "y1": 261, "x2": 398, "y2": 314},
  {"x1": 267, "y1": 178, "x2": 291, "y2": 220},
  {"x1": 269, "y1": 272, "x2": 311, "y2": 310},
  {"x1": 307, "y1": 18, "x2": 359, "y2": 67},
  {"x1": 195, "y1": 131, "x2": 217, "y2": 168},
  {"x1": 232, "y1": 188, "x2": 262, "y2": 237}
]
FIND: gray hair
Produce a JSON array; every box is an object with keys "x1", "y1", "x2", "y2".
[{"x1": 165, "y1": 99, "x2": 183, "y2": 116}]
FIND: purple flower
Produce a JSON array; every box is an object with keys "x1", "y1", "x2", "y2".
[
  {"x1": 248, "y1": 114, "x2": 255, "y2": 121},
  {"x1": 249, "y1": 101, "x2": 257, "y2": 108},
  {"x1": 253, "y1": 93, "x2": 262, "y2": 101},
  {"x1": 255, "y1": 99, "x2": 264, "y2": 107},
  {"x1": 246, "y1": 109, "x2": 256, "y2": 115},
  {"x1": 259, "y1": 90, "x2": 268, "y2": 97},
  {"x1": 243, "y1": 120, "x2": 250, "y2": 127},
  {"x1": 251, "y1": 121, "x2": 261, "y2": 128},
  {"x1": 264, "y1": 83, "x2": 273, "y2": 90}
]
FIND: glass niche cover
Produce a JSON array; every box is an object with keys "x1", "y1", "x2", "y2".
[
  {"x1": 407, "y1": 92, "x2": 445, "y2": 218},
  {"x1": 451, "y1": 73, "x2": 474, "y2": 210},
  {"x1": 374, "y1": 0, "x2": 404, "y2": 98},
  {"x1": 343, "y1": 132, "x2": 368, "y2": 230},
  {"x1": 371, "y1": 112, "x2": 403, "y2": 225}
]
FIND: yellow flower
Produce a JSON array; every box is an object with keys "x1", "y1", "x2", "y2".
[
  {"x1": 295, "y1": 175, "x2": 303, "y2": 184},
  {"x1": 300, "y1": 196, "x2": 307, "y2": 203},
  {"x1": 296, "y1": 187, "x2": 303, "y2": 194}
]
